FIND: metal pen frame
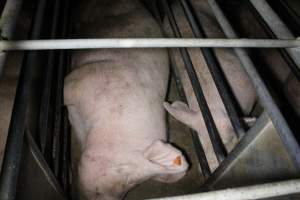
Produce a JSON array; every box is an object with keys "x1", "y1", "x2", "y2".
[{"x1": 0, "y1": 0, "x2": 300, "y2": 199}]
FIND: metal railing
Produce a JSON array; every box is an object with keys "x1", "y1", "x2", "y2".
[
  {"x1": 0, "y1": 38, "x2": 299, "y2": 50},
  {"x1": 0, "y1": 0, "x2": 299, "y2": 199}
]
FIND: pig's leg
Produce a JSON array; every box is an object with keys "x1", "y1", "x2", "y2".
[
  {"x1": 163, "y1": 101, "x2": 199, "y2": 131},
  {"x1": 163, "y1": 101, "x2": 219, "y2": 171}
]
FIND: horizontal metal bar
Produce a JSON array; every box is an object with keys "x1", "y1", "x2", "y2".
[
  {"x1": 0, "y1": 38, "x2": 300, "y2": 50},
  {"x1": 148, "y1": 178, "x2": 300, "y2": 200}
]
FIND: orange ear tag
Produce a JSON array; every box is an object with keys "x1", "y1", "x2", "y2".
[{"x1": 173, "y1": 156, "x2": 182, "y2": 166}]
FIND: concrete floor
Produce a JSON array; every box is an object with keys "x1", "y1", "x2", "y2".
[{"x1": 125, "y1": 77, "x2": 204, "y2": 200}]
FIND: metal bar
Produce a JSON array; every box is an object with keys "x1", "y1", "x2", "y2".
[
  {"x1": 48, "y1": 0, "x2": 62, "y2": 177},
  {"x1": 249, "y1": 0, "x2": 300, "y2": 71},
  {"x1": 38, "y1": 0, "x2": 60, "y2": 156},
  {"x1": 180, "y1": 0, "x2": 245, "y2": 138},
  {"x1": 161, "y1": 0, "x2": 227, "y2": 162},
  {"x1": 0, "y1": 0, "x2": 48, "y2": 199},
  {"x1": 52, "y1": 40, "x2": 63, "y2": 178},
  {"x1": 207, "y1": 0, "x2": 300, "y2": 169},
  {"x1": 276, "y1": 0, "x2": 300, "y2": 35},
  {"x1": 169, "y1": 49, "x2": 211, "y2": 177},
  {"x1": 189, "y1": 129, "x2": 211, "y2": 178},
  {"x1": 0, "y1": 0, "x2": 24, "y2": 75},
  {"x1": 244, "y1": 0, "x2": 300, "y2": 80},
  {"x1": 147, "y1": 178, "x2": 300, "y2": 200},
  {"x1": 202, "y1": 112, "x2": 270, "y2": 189},
  {"x1": 61, "y1": 108, "x2": 70, "y2": 194},
  {"x1": 53, "y1": 0, "x2": 70, "y2": 183},
  {"x1": 25, "y1": 131, "x2": 66, "y2": 199},
  {"x1": 150, "y1": 0, "x2": 211, "y2": 177},
  {"x1": 0, "y1": 38, "x2": 299, "y2": 50}
]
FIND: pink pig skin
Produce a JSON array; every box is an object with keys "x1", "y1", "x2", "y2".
[{"x1": 64, "y1": 0, "x2": 189, "y2": 199}]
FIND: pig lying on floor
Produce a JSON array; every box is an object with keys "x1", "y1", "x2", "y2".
[{"x1": 64, "y1": 0, "x2": 188, "y2": 199}]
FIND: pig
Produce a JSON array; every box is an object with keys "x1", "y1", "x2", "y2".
[
  {"x1": 64, "y1": 0, "x2": 188, "y2": 199},
  {"x1": 163, "y1": 0, "x2": 257, "y2": 172}
]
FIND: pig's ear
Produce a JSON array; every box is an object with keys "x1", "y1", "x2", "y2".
[
  {"x1": 144, "y1": 140, "x2": 188, "y2": 183},
  {"x1": 164, "y1": 101, "x2": 198, "y2": 130}
]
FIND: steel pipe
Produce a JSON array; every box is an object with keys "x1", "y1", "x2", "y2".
[
  {"x1": 0, "y1": 38, "x2": 299, "y2": 51},
  {"x1": 150, "y1": 1, "x2": 212, "y2": 177},
  {"x1": 206, "y1": 0, "x2": 300, "y2": 169},
  {"x1": 0, "y1": 0, "x2": 48, "y2": 199},
  {"x1": 181, "y1": 0, "x2": 246, "y2": 138},
  {"x1": 162, "y1": 0, "x2": 227, "y2": 162},
  {"x1": 148, "y1": 178, "x2": 300, "y2": 200},
  {"x1": 249, "y1": 0, "x2": 300, "y2": 70}
]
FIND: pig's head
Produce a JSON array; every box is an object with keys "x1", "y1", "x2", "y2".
[{"x1": 79, "y1": 140, "x2": 188, "y2": 200}]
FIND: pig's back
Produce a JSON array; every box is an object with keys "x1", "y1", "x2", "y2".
[
  {"x1": 64, "y1": 0, "x2": 169, "y2": 151},
  {"x1": 71, "y1": 0, "x2": 164, "y2": 68}
]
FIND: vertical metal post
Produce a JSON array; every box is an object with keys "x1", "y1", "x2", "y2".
[{"x1": 38, "y1": 0, "x2": 61, "y2": 157}]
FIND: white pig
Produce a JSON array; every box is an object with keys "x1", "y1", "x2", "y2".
[
  {"x1": 64, "y1": 0, "x2": 188, "y2": 199},
  {"x1": 163, "y1": 0, "x2": 257, "y2": 172}
]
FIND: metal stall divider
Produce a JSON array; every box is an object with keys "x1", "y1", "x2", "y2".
[
  {"x1": 268, "y1": 0, "x2": 300, "y2": 36},
  {"x1": 240, "y1": 0, "x2": 300, "y2": 83},
  {"x1": 0, "y1": 0, "x2": 299, "y2": 199},
  {"x1": 249, "y1": 0, "x2": 300, "y2": 73},
  {"x1": 247, "y1": 0, "x2": 300, "y2": 80},
  {"x1": 160, "y1": 0, "x2": 227, "y2": 164},
  {"x1": 179, "y1": 0, "x2": 246, "y2": 139},
  {"x1": 38, "y1": 0, "x2": 62, "y2": 162},
  {"x1": 205, "y1": 0, "x2": 300, "y2": 169},
  {"x1": 53, "y1": 0, "x2": 71, "y2": 191},
  {"x1": 149, "y1": 0, "x2": 211, "y2": 178},
  {"x1": 0, "y1": 0, "x2": 71, "y2": 199},
  {"x1": 0, "y1": 0, "x2": 49, "y2": 198}
]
